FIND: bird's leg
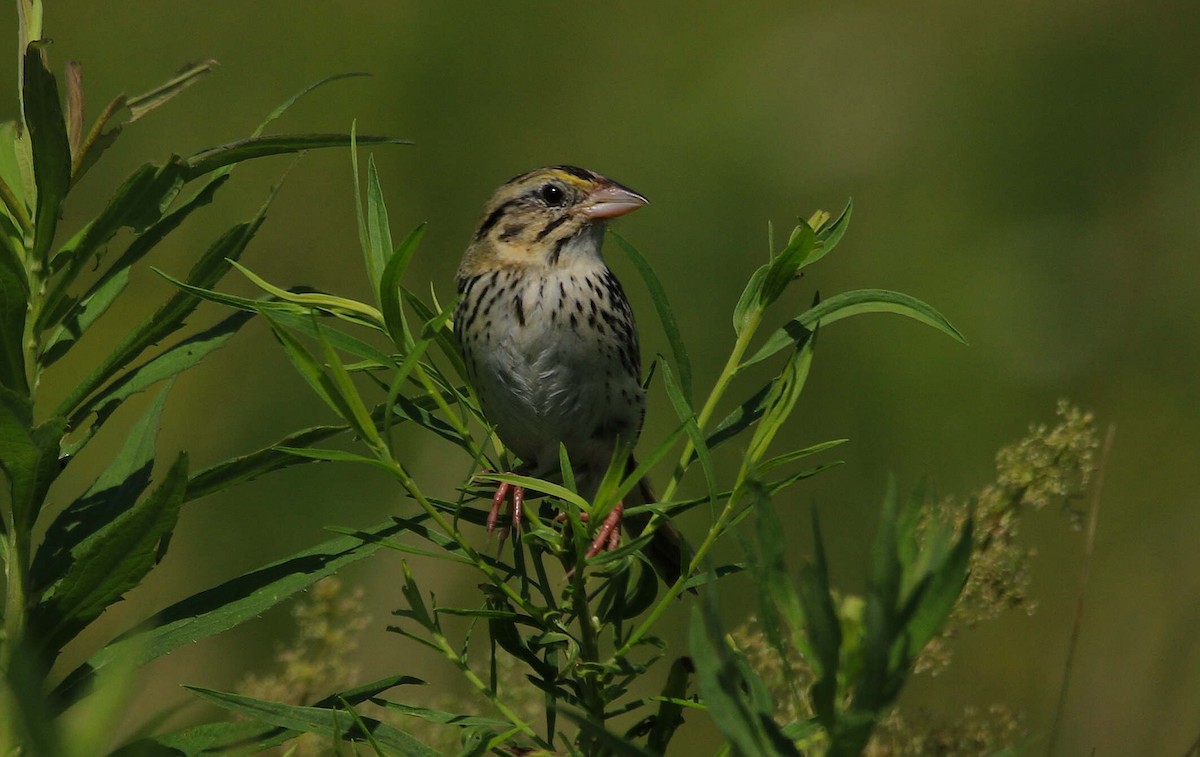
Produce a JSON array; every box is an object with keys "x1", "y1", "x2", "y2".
[
  {"x1": 553, "y1": 502, "x2": 626, "y2": 556},
  {"x1": 585, "y1": 502, "x2": 624, "y2": 558},
  {"x1": 485, "y1": 468, "x2": 529, "y2": 543}
]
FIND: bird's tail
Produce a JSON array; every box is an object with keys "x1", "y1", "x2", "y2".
[{"x1": 622, "y1": 457, "x2": 689, "y2": 587}]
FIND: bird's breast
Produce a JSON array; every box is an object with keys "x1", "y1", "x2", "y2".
[{"x1": 456, "y1": 264, "x2": 644, "y2": 470}]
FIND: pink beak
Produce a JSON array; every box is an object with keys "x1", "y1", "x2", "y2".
[{"x1": 579, "y1": 182, "x2": 649, "y2": 220}]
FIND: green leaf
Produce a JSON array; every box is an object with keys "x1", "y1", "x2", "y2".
[
  {"x1": 184, "y1": 687, "x2": 440, "y2": 757},
  {"x1": 76, "y1": 310, "x2": 254, "y2": 436},
  {"x1": 900, "y1": 518, "x2": 972, "y2": 660},
  {"x1": 32, "y1": 386, "x2": 171, "y2": 593},
  {"x1": 475, "y1": 472, "x2": 591, "y2": 512},
  {"x1": 744, "y1": 288, "x2": 967, "y2": 368},
  {"x1": 59, "y1": 190, "x2": 272, "y2": 422},
  {"x1": 262, "y1": 314, "x2": 384, "y2": 449},
  {"x1": 798, "y1": 510, "x2": 841, "y2": 728},
  {"x1": 273, "y1": 446, "x2": 394, "y2": 473},
  {"x1": 402, "y1": 287, "x2": 467, "y2": 380},
  {"x1": 646, "y1": 655, "x2": 694, "y2": 754},
  {"x1": 153, "y1": 273, "x2": 396, "y2": 367},
  {"x1": 185, "y1": 423, "x2": 349, "y2": 503},
  {"x1": 380, "y1": 224, "x2": 426, "y2": 345},
  {"x1": 117, "y1": 677, "x2": 426, "y2": 755},
  {"x1": 690, "y1": 598, "x2": 800, "y2": 757},
  {"x1": 812, "y1": 199, "x2": 852, "y2": 261},
  {"x1": 39, "y1": 159, "x2": 188, "y2": 331},
  {"x1": 124, "y1": 60, "x2": 216, "y2": 123},
  {"x1": 746, "y1": 330, "x2": 816, "y2": 464},
  {"x1": 611, "y1": 231, "x2": 692, "y2": 403},
  {"x1": 185, "y1": 133, "x2": 410, "y2": 181},
  {"x1": 759, "y1": 220, "x2": 816, "y2": 307},
  {"x1": 4, "y1": 639, "x2": 67, "y2": 757},
  {"x1": 660, "y1": 360, "x2": 717, "y2": 509},
  {"x1": 364, "y1": 154, "x2": 392, "y2": 290},
  {"x1": 52, "y1": 519, "x2": 409, "y2": 710},
  {"x1": 0, "y1": 234, "x2": 29, "y2": 392},
  {"x1": 561, "y1": 711, "x2": 658, "y2": 757},
  {"x1": 32, "y1": 452, "x2": 188, "y2": 657},
  {"x1": 733, "y1": 264, "x2": 769, "y2": 335},
  {"x1": 856, "y1": 477, "x2": 903, "y2": 715},
  {"x1": 40, "y1": 265, "x2": 129, "y2": 367},
  {"x1": 746, "y1": 477, "x2": 813, "y2": 667},
  {"x1": 701, "y1": 380, "x2": 775, "y2": 460},
  {"x1": 0, "y1": 121, "x2": 33, "y2": 235},
  {"x1": 228, "y1": 259, "x2": 385, "y2": 326},
  {"x1": 252, "y1": 72, "x2": 370, "y2": 139},
  {"x1": 759, "y1": 438, "x2": 849, "y2": 474},
  {"x1": 370, "y1": 699, "x2": 511, "y2": 730},
  {"x1": 23, "y1": 44, "x2": 71, "y2": 263},
  {"x1": 0, "y1": 384, "x2": 65, "y2": 531},
  {"x1": 44, "y1": 174, "x2": 231, "y2": 372}
]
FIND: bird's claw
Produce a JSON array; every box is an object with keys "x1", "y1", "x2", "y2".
[
  {"x1": 487, "y1": 479, "x2": 525, "y2": 548},
  {"x1": 585, "y1": 502, "x2": 624, "y2": 558}
]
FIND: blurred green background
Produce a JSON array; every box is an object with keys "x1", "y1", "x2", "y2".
[{"x1": 4, "y1": 2, "x2": 1199, "y2": 753}]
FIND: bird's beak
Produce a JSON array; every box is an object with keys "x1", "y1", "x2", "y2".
[{"x1": 578, "y1": 181, "x2": 649, "y2": 220}]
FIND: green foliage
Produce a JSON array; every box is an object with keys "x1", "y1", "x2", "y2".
[
  {"x1": 0, "y1": 5, "x2": 407, "y2": 753},
  {"x1": 3, "y1": 6, "x2": 1074, "y2": 756},
  {"x1": 152, "y1": 117, "x2": 969, "y2": 754}
]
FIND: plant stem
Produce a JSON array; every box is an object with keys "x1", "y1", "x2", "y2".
[
  {"x1": 611, "y1": 308, "x2": 767, "y2": 661},
  {"x1": 660, "y1": 308, "x2": 762, "y2": 503},
  {"x1": 2, "y1": 530, "x2": 30, "y2": 673},
  {"x1": 430, "y1": 626, "x2": 547, "y2": 748},
  {"x1": 378, "y1": 457, "x2": 543, "y2": 620},
  {"x1": 1046, "y1": 423, "x2": 1115, "y2": 756}
]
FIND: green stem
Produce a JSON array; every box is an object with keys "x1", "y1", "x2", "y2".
[
  {"x1": 433, "y1": 627, "x2": 547, "y2": 747},
  {"x1": 2, "y1": 529, "x2": 30, "y2": 673},
  {"x1": 660, "y1": 308, "x2": 762, "y2": 503},
  {"x1": 378, "y1": 457, "x2": 543, "y2": 621},
  {"x1": 611, "y1": 307, "x2": 768, "y2": 660}
]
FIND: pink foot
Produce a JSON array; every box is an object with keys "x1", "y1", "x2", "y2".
[{"x1": 487, "y1": 479, "x2": 525, "y2": 545}]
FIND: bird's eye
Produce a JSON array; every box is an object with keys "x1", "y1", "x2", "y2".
[{"x1": 539, "y1": 183, "x2": 566, "y2": 206}]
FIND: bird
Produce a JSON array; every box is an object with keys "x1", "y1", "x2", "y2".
[{"x1": 453, "y1": 165, "x2": 685, "y2": 586}]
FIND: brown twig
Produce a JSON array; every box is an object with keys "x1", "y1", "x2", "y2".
[{"x1": 1046, "y1": 423, "x2": 1116, "y2": 755}]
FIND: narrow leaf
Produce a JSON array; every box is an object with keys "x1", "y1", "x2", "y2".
[
  {"x1": 611, "y1": 231, "x2": 692, "y2": 403},
  {"x1": 52, "y1": 519, "x2": 408, "y2": 710},
  {"x1": 185, "y1": 687, "x2": 440, "y2": 757},
  {"x1": 59, "y1": 189, "x2": 272, "y2": 422},
  {"x1": 364, "y1": 153, "x2": 392, "y2": 288},
  {"x1": 32, "y1": 453, "x2": 188, "y2": 657},
  {"x1": 812, "y1": 199, "x2": 852, "y2": 261},
  {"x1": 185, "y1": 133, "x2": 410, "y2": 181},
  {"x1": 253, "y1": 72, "x2": 370, "y2": 139},
  {"x1": 733, "y1": 264, "x2": 769, "y2": 335},
  {"x1": 76, "y1": 310, "x2": 254, "y2": 435},
  {"x1": 40, "y1": 266, "x2": 128, "y2": 367},
  {"x1": 744, "y1": 288, "x2": 966, "y2": 369},
  {"x1": 759, "y1": 220, "x2": 816, "y2": 307},
  {"x1": 0, "y1": 385, "x2": 66, "y2": 531},
  {"x1": 185, "y1": 423, "x2": 349, "y2": 503},
  {"x1": 64, "y1": 61, "x2": 83, "y2": 159},
  {"x1": 32, "y1": 385, "x2": 171, "y2": 593},
  {"x1": 39, "y1": 159, "x2": 188, "y2": 331},
  {"x1": 0, "y1": 237, "x2": 29, "y2": 392},
  {"x1": 746, "y1": 332, "x2": 816, "y2": 463},
  {"x1": 115, "y1": 675, "x2": 421, "y2": 755},
  {"x1": 123, "y1": 60, "x2": 216, "y2": 122},
  {"x1": 379, "y1": 224, "x2": 427, "y2": 344},
  {"x1": 660, "y1": 360, "x2": 717, "y2": 509},
  {"x1": 23, "y1": 44, "x2": 72, "y2": 263}
]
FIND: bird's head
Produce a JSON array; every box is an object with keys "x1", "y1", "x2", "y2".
[{"x1": 458, "y1": 165, "x2": 647, "y2": 275}]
